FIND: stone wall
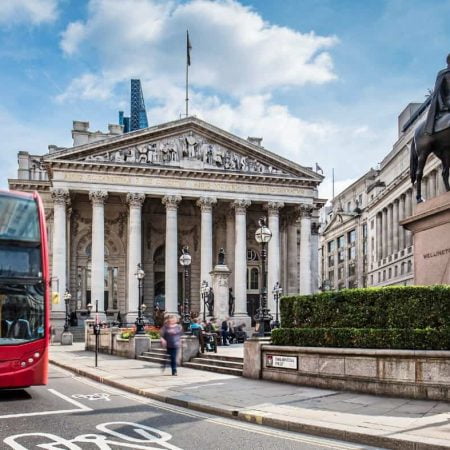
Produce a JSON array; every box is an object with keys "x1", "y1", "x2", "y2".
[{"x1": 244, "y1": 344, "x2": 450, "y2": 401}]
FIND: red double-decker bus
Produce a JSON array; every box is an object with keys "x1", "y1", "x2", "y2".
[{"x1": 0, "y1": 190, "x2": 50, "y2": 388}]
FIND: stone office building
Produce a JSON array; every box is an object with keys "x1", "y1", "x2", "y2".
[
  {"x1": 9, "y1": 117, "x2": 324, "y2": 330},
  {"x1": 320, "y1": 100, "x2": 447, "y2": 290}
]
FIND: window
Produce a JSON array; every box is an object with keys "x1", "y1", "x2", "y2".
[
  {"x1": 358, "y1": 193, "x2": 363, "y2": 206},
  {"x1": 383, "y1": 270, "x2": 386, "y2": 281},
  {"x1": 338, "y1": 267, "x2": 344, "y2": 279},
  {"x1": 388, "y1": 268, "x2": 392, "y2": 279},
  {"x1": 347, "y1": 201, "x2": 351, "y2": 212},
  {"x1": 363, "y1": 223, "x2": 368, "y2": 237},
  {"x1": 327, "y1": 240, "x2": 336, "y2": 252},
  {"x1": 328, "y1": 255, "x2": 335, "y2": 267},
  {"x1": 370, "y1": 274, "x2": 374, "y2": 285},
  {"x1": 348, "y1": 263, "x2": 355, "y2": 277},
  {"x1": 329, "y1": 270, "x2": 335, "y2": 285},
  {"x1": 349, "y1": 279, "x2": 357, "y2": 289},
  {"x1": 370, "y1": 220, "x2": 374, "y2": 230},
  {"x1": 401, "y1": 262, "x2": 405, "y2": 275},
  {"x1": 348, "y1": 247, "x2": 356, "y2": 260},
  {"x1": 407, "y1": 260, "x2": 412, "y2": 273},
  {"x1": 394, "y1": 266, "x2": 398, "y2": 277},
  {"x1": 378, "y1": 272, "x2": 381, "y2": 283},
  {"x1": 250, "y1": 268, "x2": 259, "y2": 289},
  {"x1": 348, "y1": 229, "x2": 356, "y2": 244},
  {"x1": 337, "y1": 236, "x2": 345, "y2": 248},
  {"x1": 338, "y1": 250, "x2": 345, "y2": 263}
]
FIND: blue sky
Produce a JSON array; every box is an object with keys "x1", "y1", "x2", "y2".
[{"x1": 2, "y1": 0, "x2": 450, "y2": 198}]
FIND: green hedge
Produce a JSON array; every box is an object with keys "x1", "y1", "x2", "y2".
[
  {"x1": 280, "y1": 286, "x2": 450, "y2": 330},
  {"x1": 271, "y1": 327, "x2": 450, "y2": 350}
]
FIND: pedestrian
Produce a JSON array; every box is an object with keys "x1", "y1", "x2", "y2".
[
  {"x1": 160, "y1": 315, "x2": 183, "y2": 376},
  {"x1": 221, "y1": 318, "x2": 229, "y2": 346}
]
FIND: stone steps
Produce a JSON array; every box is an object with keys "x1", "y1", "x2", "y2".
[
  {"x1": 69, "y1": 326, "x2": 85, "y2": 343},
  {"x1": 184, "y1": 353, "x2": 244, "y2": 376},
  {"x1": 138, "y1": 348, "x2": 170, "y2": 365},
  {"x1": 183, "y1": 361, "x2": 243, "y2": 376}
]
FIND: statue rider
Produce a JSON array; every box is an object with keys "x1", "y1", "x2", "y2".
[{"x1": 425, "y1": 53, "x2": 450, "y2": 135}]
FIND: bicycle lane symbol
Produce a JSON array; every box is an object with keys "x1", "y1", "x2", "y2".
[{"x1": 4, "y1": 421, "x2": 183, "y2": 450}]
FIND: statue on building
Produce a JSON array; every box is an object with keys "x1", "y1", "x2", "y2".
[{"x1": 228, "y1": 287, "x2": 235, "y2": 317}]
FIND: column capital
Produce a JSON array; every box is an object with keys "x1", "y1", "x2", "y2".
[
  {"x1": 232, "y1": 199, "x2": 251, "y2": 214},
  {"x1": 196, "y1": 196, "x2": 217, "y2": 212},
  {"x1": 162, "y1": 195, "x2": 182, "y2": 211},
  {"x1": 51, "y1": 188, "x2": 70, "y2": 206},
  {"x1": 126, "y1": 192, "x2": 145, "y2": 208},
  {"x1": 297, "y1": 204, "x2": 313, "y2": 218},
  {"x1": 264, "y1": 201, "x2": 285, "y2": 216},
  {"x1": 89, "y1": 190, "x2": 108, "y2": 206}
]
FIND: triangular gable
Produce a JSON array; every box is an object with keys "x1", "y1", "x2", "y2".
[
  {"x1": 322, "y1": 211, "x2": 359, "y2": 233},
  {"x1": 44, "y1": 117, "x2": 323, "y2": 181}
]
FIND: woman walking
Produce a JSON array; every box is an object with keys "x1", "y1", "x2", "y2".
[{"x1": 160, "y1": 315, "x2": 183, "y2": 376}]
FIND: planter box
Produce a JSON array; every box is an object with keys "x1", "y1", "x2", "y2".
[{"x1": 244, "y1": 344, "x2": 450, "y2": 401}]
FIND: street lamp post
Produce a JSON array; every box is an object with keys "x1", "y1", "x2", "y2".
[
  {"x1": 135, "y1": 263, "x2": 145, "y2": 335},
  {"x1": 179, "y1": 246, "x2": 192, "y2": 332},
  {"x1": 272, "y1": 282, "x2": 283, "y2": 329},
  {"x1": 254, "y1": 217, "x2": 273, "y2": 337},
  {"x1": 201, "y1": 280, "x2": 209, "y2": 322},
  {"x1": 63, "y1": 289, "x2": 71, "y2": 332}
]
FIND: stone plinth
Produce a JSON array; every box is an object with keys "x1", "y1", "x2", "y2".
[
  {"x1": 60, "y1": 331, "x2": 73, "y2": 346},
  {"x1": 210, "y1": 264, "x2": 231, "y2": 322},
  {"x1": 401, "y1": 191, "x2": 450, "y2": 284}
]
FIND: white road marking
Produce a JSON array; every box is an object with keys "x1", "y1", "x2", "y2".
[
  {"x1": 4, "y1": 421, "x2": 182, "y2": 450},
  {"x1": 0, "y1": 388, "x2": 91, "y2": 420},
  {"x1": 72, "y1": 393, "x2": 111, "y2": 401}
]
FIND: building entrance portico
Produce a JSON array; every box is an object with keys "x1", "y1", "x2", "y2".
[{"x1": 9, "y1": 116, "x2": 324, "y2": 333}]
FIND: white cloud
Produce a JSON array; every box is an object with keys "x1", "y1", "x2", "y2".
[
  {"x1": 59, "y1": 0, "x2": 338, "y2": 98},
  {"x1": 55, "y1": 73, "x2": 114, "y2": 102},
  {"x1": 0, "y1": 0, "x2": 59, "y2": 25}
]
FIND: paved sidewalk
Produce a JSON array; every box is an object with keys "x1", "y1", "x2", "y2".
[{"x1": 50, "y1": 343, "x2": 450, "y2": 449}]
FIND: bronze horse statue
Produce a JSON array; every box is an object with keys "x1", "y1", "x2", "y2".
[{"x1": 410, "y1": 117, "x2": 450, "y2": 202}]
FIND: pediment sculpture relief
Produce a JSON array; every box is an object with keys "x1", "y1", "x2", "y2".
[{"x1": 83, "y1": 132, "x2": 285, "y2": 175}]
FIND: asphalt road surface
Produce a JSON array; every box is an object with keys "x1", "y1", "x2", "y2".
[{"x1": 0, "y1": 366, "x2": 383, "y2": 450}]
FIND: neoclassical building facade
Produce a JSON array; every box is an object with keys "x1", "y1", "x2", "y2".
[
  {"x1": 320, "y1": 100, "x2": 446, "y2": 290},
  {"x1": 9, "y1": 117, "x2": 323, "y2": 330}
]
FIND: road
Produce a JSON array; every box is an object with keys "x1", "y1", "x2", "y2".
[{"x1": 0, "y1": 366, "x2": 382, "y2": 450}]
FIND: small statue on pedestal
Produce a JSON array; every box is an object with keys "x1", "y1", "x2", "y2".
[
  {"x1": 228, "y1": 287, "x2": 235, "y2": 317},
  {"x1": 206, "y1": 288, "x2": 214, "y2": 317},
  {"x1": 218, "y1": 248, "x2": 225, "y2": 265}
]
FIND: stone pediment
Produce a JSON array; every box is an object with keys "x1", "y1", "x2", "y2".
[
  {"x1": 322, "y1": 211, "x2": 358, "y2": 233},
  {"x1": 44, "y1": 118, "x2": 322, "y2": 182}
]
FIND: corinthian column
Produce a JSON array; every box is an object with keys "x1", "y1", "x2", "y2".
[
  {"x1": 162, "y1": 195, "x2": 181, "y2": 315},
  {"x1": 232, "y1": 199, "x2": 251, "y2": 323},
  {"x1": 197, "y1": 197, "x2": 217, "y2": 284},
  {"x1": 89, "y1": 190, "x2": 108, "y2": 313},
  {"x1": 298, "y1": 204, "x2": 313, "y2": 295},
  {"x1": 51, "y1": 188, "x2": 70, "y2": 319},
  {"x1": 264, "y1": 201, "x2": 284, "y2": 313},
  {"x1": 286, "y1": 209, "x2": 299, "y2": 294},
  {"x1": 126, "y1": 193, "x2": 145, "y2": 322}
]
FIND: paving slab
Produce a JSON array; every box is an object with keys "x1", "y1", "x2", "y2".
[{"x1": 50, "y1": 343, "x2": 450, "y2": 449}]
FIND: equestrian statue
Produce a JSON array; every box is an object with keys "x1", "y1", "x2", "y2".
[{"x1": 410, "y1": 54, "x2": 450, "y2": 202}]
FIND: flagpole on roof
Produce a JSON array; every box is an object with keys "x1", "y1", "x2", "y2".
[{"x1": 185, "y1": 30, "x2": 192, "y2": 117}]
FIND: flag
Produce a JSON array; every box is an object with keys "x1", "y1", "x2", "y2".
[
  {"x1": 187, "y1": 30, "x2": 192, "y2": 66},
  {"x1": 315, "y1": 162, "x2": 323, "y2": 174}
]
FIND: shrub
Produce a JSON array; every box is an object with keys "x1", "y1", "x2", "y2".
[
  {"x1": 271, "y1": 327, "x2": 450, "y2": 350},
  {"x1": 280, "y1": 286, "x2": 450, "y2": 330}
]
